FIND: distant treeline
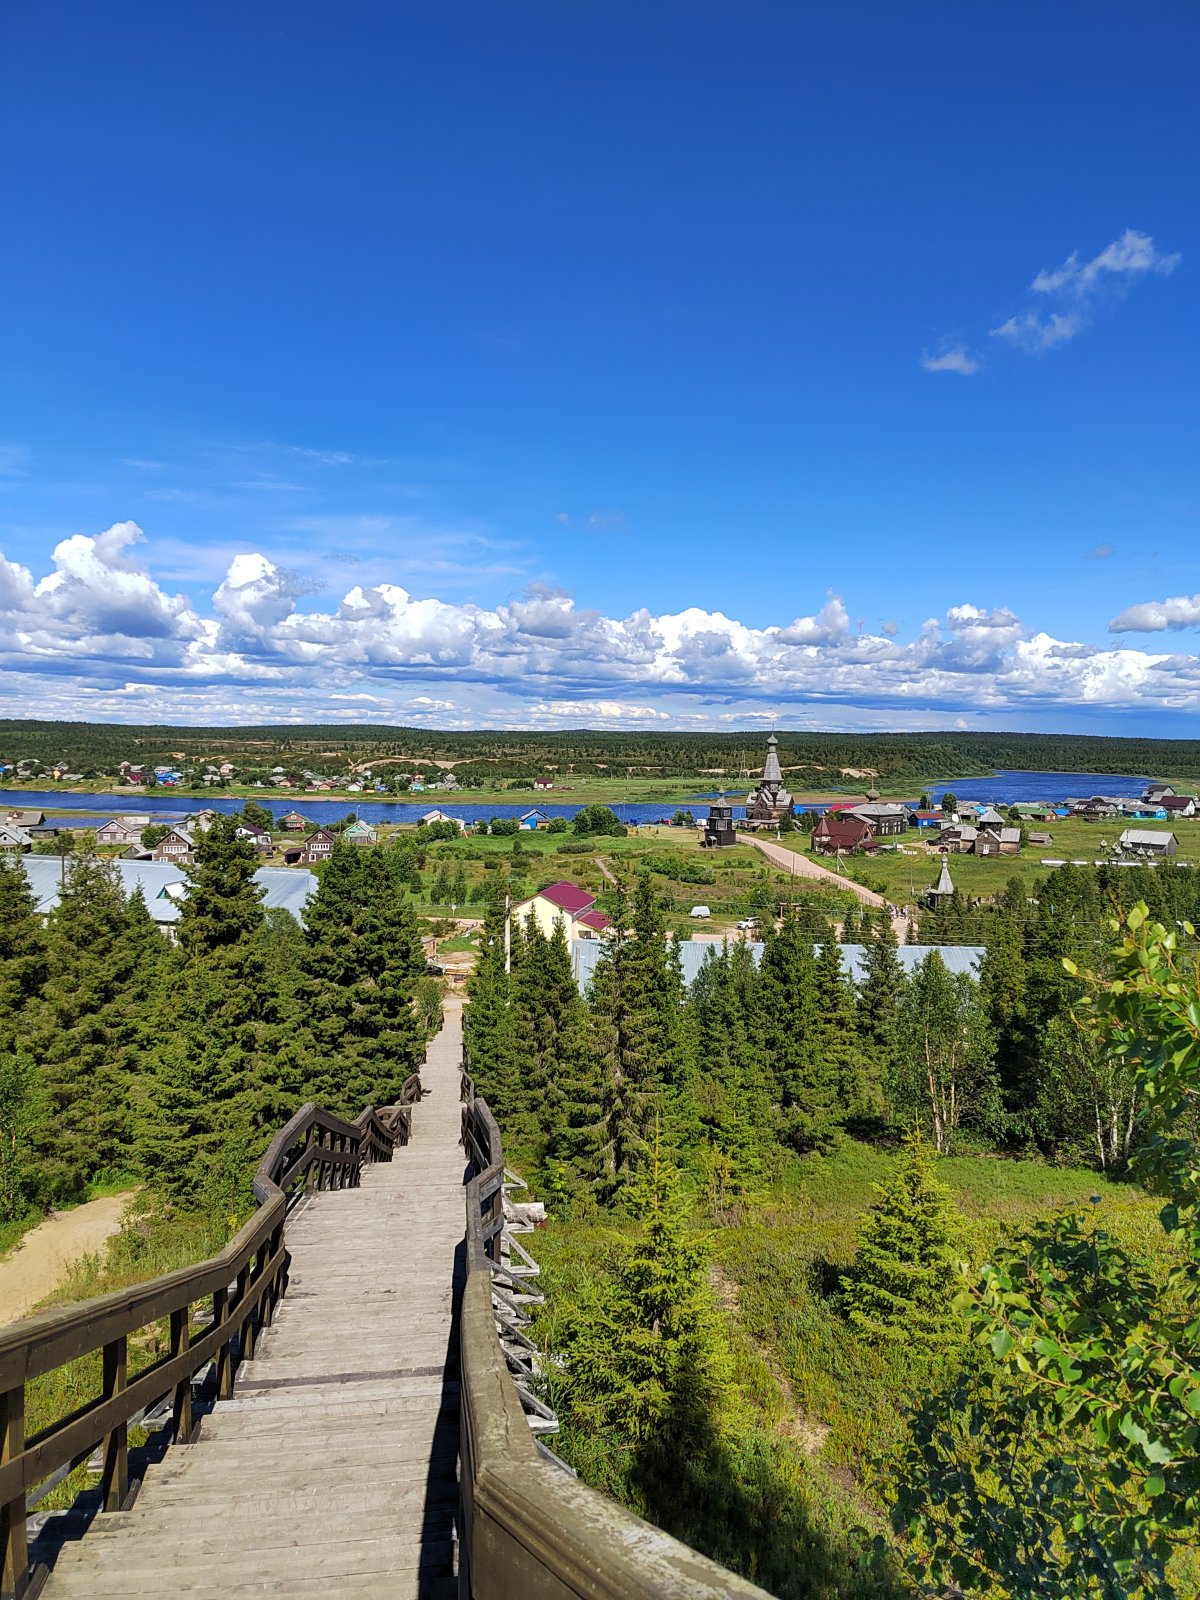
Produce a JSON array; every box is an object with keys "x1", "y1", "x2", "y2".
[{"x1": 1, "y1": 720, "x2": 1198, "y2": 782}]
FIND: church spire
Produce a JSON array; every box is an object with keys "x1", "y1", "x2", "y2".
[{"x1": 762, "y1": 734, "x2": 782, "y2": 785}]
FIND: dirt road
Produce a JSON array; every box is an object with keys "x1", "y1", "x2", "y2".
[
  {"x1": 0, "y1": 1193, "x2": 132, "y2": 1325},
  {"x1": 740, "y1": 835, "x2": 913, "y2": 936}
]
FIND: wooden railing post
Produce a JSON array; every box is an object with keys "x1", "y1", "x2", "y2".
[
  {"x1": 170, "y1": 1307, "x2": 192, "y2": 1444},
  {"x1": 1, "y1": 1382, "x2": 27, "y2": 1600},
  {"x1": 213, "y1": 1285, "x2": 233, "y2": 1400},
  {"x1": 100, "y1": 1335, "x2": 128, "y2": 1512},
  {"x1": 242, "y1": 1239, "x2": 268, "y2": 1361},
  {"x1": 263, "y1": 1220, "x2": 284, "y2": 1328},
  {"x1": 234, "y1": 1258, "x2": 252, "y2": 1365}
]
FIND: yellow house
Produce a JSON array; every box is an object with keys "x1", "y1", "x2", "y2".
[{"x1": 513, "y1": 880, "x2": 611, "y2": 942}]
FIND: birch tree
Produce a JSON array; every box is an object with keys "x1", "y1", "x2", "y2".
[{"x1": 895, "y1": 951, "x2": 996, "y2": 1153}]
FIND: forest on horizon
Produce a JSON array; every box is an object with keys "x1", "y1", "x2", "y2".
[{"x1": 3, "y1": 719, "x2": 1200, "y2": 783}]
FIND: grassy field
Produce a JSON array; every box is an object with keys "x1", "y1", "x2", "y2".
[
  {"x1": 416, "y1": 825, "x2": 860, "y2": 936},
  {"x1": 840, "y1": 813, "x2": 1200, "y2": 907}
]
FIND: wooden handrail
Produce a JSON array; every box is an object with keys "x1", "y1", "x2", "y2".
[
  {"x1": 458, "y1": 1084, "x2": 772, "y2": 1600},
  {"x1": 0, "y1": 1091, "x2": 411, "y2": 1600}
]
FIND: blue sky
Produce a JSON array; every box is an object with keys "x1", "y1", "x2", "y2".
[{"x1": 1, "y1": 2, "x2": 1197, "y2": 731}]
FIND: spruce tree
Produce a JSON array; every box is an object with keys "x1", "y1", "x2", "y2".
[
  {"x1": 587, "y1": 874, "x2": 689, "y2": 1191},
  {"x1": 840, "y1": 1125, "x2": 964, "y2": 1347},
  {"x1": 514, "y1": 917, "x2": 604, "y2": 1192},
  {"x1": 140, "y1": 816, "x2": 280, "y2": 1211},
  {"x1": 0, "y1": 861, "x2": 48, "y2": 1219},
  {"x1": 286, "y1": 841, "x2": 425, "y2": 1116},
  {"x1": 464, "y1": 887, "x2": 521, "y2": 1116},
  {"x1": 857, "y1": 912, "x2": 907, "y2": 1117},
  {"x1": 554, "y1": 1134, "x2": 730, "y2": 1451},
  {"x1": 688, "y1": 943, "x2": 772, "y2": 1201},
  {"x1": 813, "y1": 936, "x2": 871, "y2": 1127},
  {"x1": 27, "y1": 854, "x2": 159, "y2": 1203},
  {"x1": 758, "y1": 909, "x2": 842, "y2": 1152}
]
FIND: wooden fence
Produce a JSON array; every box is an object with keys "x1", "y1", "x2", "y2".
[
  {"x1": 459, "y1": 1074, "x2": 773, "y2": 1600},
  {"x1": 0, "y1": 1073, "x2": 421, "y2": 1600}
]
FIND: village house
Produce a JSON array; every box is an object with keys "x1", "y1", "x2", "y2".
[
  {"x1": 280, "y1": 810, "x2": 309, "y2": 832},
  {"x1": 343, "y1": 820, "x2": 378, "y2": 846},
  {"x1": 938, "y1": 825, "x2": 979, "y2": 853},
  {"x1": 95, "y1": 815, "x2": 151, "y2": 848},
  {"x1": 1121, "y1": 801, "x2": 1169, "y2": 820},
  {"x1": 0, "y1": 825, "x2": 32, "y2": 854},
  {"x1": 235, "y1": 824, "x2": 273, "y2": 853},
  {"x1": 975, "y1": 806, "x2": 1006, "y2": 832},
  {"x1": 1144, "y1": 784, "x2": 1175, "y2": 804},
  {"x1": 811, "y1": 814, "x2": 878, "y2": 855},
  {"x1": 908, "y1": 809, "x2": 945, "y2": 829},
  {"x1": 1069, "y1": 796, "x2": 1121, "y2": 821},
  {"x1": 518, "y1": 809, "x2": 549, "y2": 830},
  {"x1": 1118, "y1": 828, "x2": 1178, "y2": 857},
  {"x1": 5, "y1": 810, "x2": 45, "y2": 829},
  {"x1": 152, "y1": 826, "x2": 195, "y2": 865},
  {"x1": 513, "y1": 881, "x2": 611, "y2": 942},
  {"x1": 418, "y1": 809, "x2": 466, "y2": 831},
  {"x1": 974, "y1": 827, "x2": 1022, "y2": 857},
  {"x1": 1162, "y1": 795, "x2": 1198, "y2": 818},
  {"x1": 534, "y1": 776, "x2": 555, "y2": 791},
  {"x1": 1028, "y1": 830, "x2": 1054, "y2": 846},
  {"x1": 299, "y1": 826, "x2": 337, "y2": 865},
  {"x1": 846, "y1": 802, "x2": 908, "y2": 837}
]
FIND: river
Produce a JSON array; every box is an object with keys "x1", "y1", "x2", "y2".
[{"x1": 0, "y1": 768, "x2": 1156, "y2": 828}]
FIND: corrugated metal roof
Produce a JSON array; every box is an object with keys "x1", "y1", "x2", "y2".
[
  {"x1": 532, "y1": 881, "x2": 597, "y2": 915},
  {"x1": 17, "y1": 857, "x2": 317, "y2": 927},
  {"x1": 572, "y1": 938, "x2": 985, "y2": 993}
]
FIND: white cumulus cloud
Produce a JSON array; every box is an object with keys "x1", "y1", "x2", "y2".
[
  {"x1": 1109, "y1": 594, "x2": 1200, "y2": 633},
  {"x1": 3, "y1": 524, "x2": 1200, "y2": 726},
  {"x1": 920, "y1": 346, "x2": 979, "y2": 376}
]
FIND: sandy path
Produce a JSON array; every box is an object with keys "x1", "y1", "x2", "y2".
[
  {"x1": 740, "y1": 835, "x2": 913, "y2": 936},
  {"x1": 0, "y1": 1192, "x2": 133, "y2": 1325}
]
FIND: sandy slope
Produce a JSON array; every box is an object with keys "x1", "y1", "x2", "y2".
[{"x1": 0, "y1": 1193, "x2": 132, "y2": 1325}]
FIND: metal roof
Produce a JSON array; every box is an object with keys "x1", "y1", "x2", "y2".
[
  {"x1": 572, "y1": 938, "x2": 985, "y2": 993},
  {"x1": 17, "y1": 857, "x2": 317, "y2": 927},
  {"x1": 531, "y1": 881, "x2": 597, "y2": 915}
]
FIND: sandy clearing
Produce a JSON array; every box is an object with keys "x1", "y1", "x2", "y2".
[{"x1": 0, "y1": 1192, "x2": 133, "y2": 1325}]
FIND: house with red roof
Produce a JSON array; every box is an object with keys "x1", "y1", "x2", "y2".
[
  {"x1": 810, "y1": 815, "x2": 880, "y2": 855},
  {"x1": 513, "y1": 880, "x2": 612, "y2": 942}
]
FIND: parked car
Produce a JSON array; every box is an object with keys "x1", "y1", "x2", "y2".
[{"x1": 737, "y1": 917, "x2": 759, "y2": 930}]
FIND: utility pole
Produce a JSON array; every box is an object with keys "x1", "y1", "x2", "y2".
[{"x1": 504, "y1": 891, "x2": 511, "y2": 975}]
